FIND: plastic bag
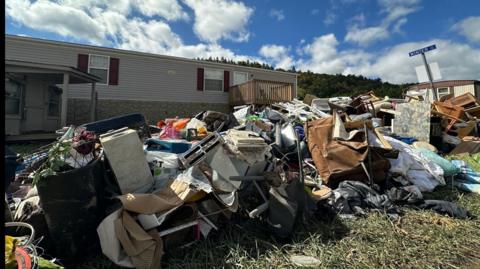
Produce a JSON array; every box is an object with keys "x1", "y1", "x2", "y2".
[
  {"x1": 371, "y1": 135, "x2": 445, "y2": 192},
  {"x1": 185, "y1": 118, "x2": 207, "y2": 135},
  {"x1": 160, "y1": 123, "x2": 180, "y2": 139},
  {"x1": 415, "y1": 148, "x2": 460, "y2": 177}
]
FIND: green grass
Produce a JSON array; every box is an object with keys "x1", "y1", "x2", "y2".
[
  {"x1": 445, "y1": 153, "x2": 480, "y2": 172},
  {"x1": 75, "y1": 186, "x2": 480, "y2": 269}
]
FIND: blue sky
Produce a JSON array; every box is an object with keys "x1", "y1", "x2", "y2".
[{"x1": 6, "y1": 0, "x2": 480, "y2": 83}]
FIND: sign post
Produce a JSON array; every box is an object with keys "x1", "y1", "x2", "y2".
[{"x1": 409, "y1": 44, "x2": 438, "y2": 101}]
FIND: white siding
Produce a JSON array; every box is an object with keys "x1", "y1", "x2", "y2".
[
  {"x1": 453, "y1": 85, "x2": 475, "y2": 97},
  {"x1": 5, "y1": 36, "x2": 297, "y2": 104}
]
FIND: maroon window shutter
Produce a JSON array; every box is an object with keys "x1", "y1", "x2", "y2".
[
  {"x1": 223, "y1": 70, "x2": 230, "y2": 92},
  {"x1": 77, "y1": 54, "x2": 89, "y2": 72},
  {"x1": 109, "y1": 58, "x2": 119, "y2": 85},
  {"x1": 197, "y1": 68, "x2": 204, "y2": 91}
]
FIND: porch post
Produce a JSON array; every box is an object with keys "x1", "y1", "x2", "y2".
[
  {"x1": 61, "y1": 73, "x2": 69, "y2": 127},
  {"x1": 90, "y1": 82, "x2": 96, "y2": 121}
]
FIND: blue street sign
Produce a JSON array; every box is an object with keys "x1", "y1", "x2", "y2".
[{"x1": 408, "y1": 44, "x2": 437, "y2": 57}]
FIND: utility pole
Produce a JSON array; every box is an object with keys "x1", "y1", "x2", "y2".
[
  {"x1": 409, "y1": 44, "x2": 438, "y2": 101},
  {"x1": 421, "y1": 52, "x2": 437, "y2": 101}
]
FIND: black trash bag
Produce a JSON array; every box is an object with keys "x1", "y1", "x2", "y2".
[
  {"x1": 329, "y1": 181, "x2": 400, "y2": 217},
  {"x1": 418, "y1": 200, "x2": 472, "y2": 219},
  {"x1": 386, "y1": 187, "x2": 423, "y2": 205},
  {"x1": 36, "y1": 158, "x2": 107, "y2": 264}
]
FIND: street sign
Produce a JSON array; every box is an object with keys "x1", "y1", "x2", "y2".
[
  {"x1": 408, "y1": 44, "x2": 437, "y2": 57},
  {"x1": 415, "y1": 62, "x2": 441, "y2": 83}
]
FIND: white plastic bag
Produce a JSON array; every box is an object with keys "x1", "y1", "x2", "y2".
[{"x1": 370, "y1": 135, "x2": 445, "y2": 192}]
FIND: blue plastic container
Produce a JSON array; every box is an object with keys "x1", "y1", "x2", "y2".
[{"x1": 145, "y1": 139, "x2": 191, "y2": 154}]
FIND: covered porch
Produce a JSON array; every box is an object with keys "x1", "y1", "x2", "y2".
[
  {"x1": 228, "y1": 79, "x2": 295, "y2": 106},
  {"x1": 5, "y1": 60, "x2": 100, "y2": 136}
]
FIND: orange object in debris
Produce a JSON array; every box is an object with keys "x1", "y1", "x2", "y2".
[{"x1": 173, "y1": 118, "x2": 190, "y2": 131}]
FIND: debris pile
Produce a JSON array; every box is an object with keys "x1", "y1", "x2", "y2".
[{"x1": 5, "y1": 91, "x2": 479, "y2": 268}]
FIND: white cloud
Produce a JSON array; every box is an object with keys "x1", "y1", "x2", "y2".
[
  {"x1": 59, "y1": 0, "x2": 189, "y2": 21},
  {"x1": 453, "y1": 16, "x2": 480, "y2": 43},
  {"x1": 350, "y1": 13, "x2": 366, "y2": 26},
  {"x1": 269, "y1": 9, "x2": 285, "y2": 21},
  {"x1": 133, "y1": 0, "x2": 189, "y2": 21},
  {"x1": 296, "y1": 34, "x2": 480, "y2": 83},
  {"x1": 378, "y1": 0, "x2": 420, "y2": 24},
  {"x1": 324, "y1": 12, "x2": 336, "y2": 25},
  {"x1": 311, "y1": 9, "x2": 319, "y2": 15},
  {"x1": 184, "y1": 0, "x2": 254, "y2": 43},
  {"x1": 6, "y1": 0, "x2": 106, "y2": 44},
  {"x1": 115, "y1": 19, "x2": 183, "y2": 54},
  {"x1": 345, "y1": 0, "x2": 420, "y2": 46},
  {"x1": 59, "y1": 0, "x2": 132, "y2": 14},
  {"x1": 323, "y1": 0, "x2": 361, "y2": 26},
  {"x1": 259, "y1": 44, "x2": 294, "y2": 70},
  {"x1": 297, "y1": 34, "x2": 346, "y2": 74},
  {"x1": 349, "y1": 39, "x2": 480, "y2": 83},
  {"x1": 345, "y1": 26, "x2": 390, "y2": 46},
  {"x1": 393, "y1": 18, "x2": 408, "y2": 33},
  {"x1": 6, "y1": 0, "x2": 259, "y2": 63}
]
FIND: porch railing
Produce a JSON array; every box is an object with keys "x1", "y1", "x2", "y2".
[{"x1": 228, "y1": 79, "x2": 295, "y2": 106}]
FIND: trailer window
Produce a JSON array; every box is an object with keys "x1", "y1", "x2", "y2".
[
  {"x1": 89, "y1": 54, "x2": 109, "y2": 84},
  {"x1": 204, "y1": 69, "x2": 223, "y2": 92},
  {"x1": 5, "y1": 79, "x2": 23, "y2": 115}
]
